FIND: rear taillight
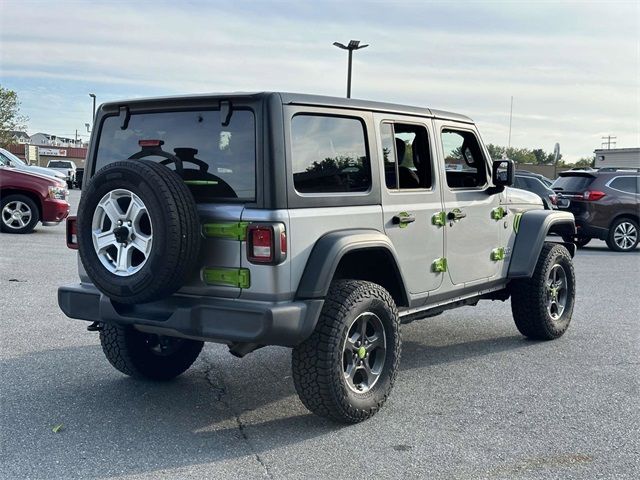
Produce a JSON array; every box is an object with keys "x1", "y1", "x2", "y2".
[
  {"x1": 247, "y1": 223, "x2": 286, "y2": 264},
  {"x1": 549, "y1": 194, "x2": 558, "y2": 205},
  {"x1": 66, "y1": 216, "x2": 78, "y2": 249},
  {"x1": 583, "y1": 190, "x2": 606, "y2": 201}
]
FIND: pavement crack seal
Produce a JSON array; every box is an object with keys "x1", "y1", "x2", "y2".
[{"x1": 202, "y1": 355, "x2": 274, "y2": 479}]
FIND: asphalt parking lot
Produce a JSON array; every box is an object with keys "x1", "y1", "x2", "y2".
[{"x1": 1, "y1": 189, "x2": 638, "y2": 480}]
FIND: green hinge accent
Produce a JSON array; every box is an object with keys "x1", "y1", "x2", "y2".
[
  {"x1": 202, "y1": 221, "x2": 249, "y2": 240},
  {"x1": 491, "y1": 247, "x2": 506, "y2": 261},
  {"x1": 491, "y1": 207, "x2": 507, "y2": 220},
  {"x1": 203, "y1": 268, "x2": 250, "y2": 288},
  {"x1": 513, "y1": 213, "x2": 523, "y2": 234},
  {"x1": 432, "y1": 257, "x2": 447, "y2": 273},
  {"x1": 431, "y1": 211, "x2": 446, "y2": 227},
  {"x1": 184, "y1": 180, "x2": 219, "y2": 186}
]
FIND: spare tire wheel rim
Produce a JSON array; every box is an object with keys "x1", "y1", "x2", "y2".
[{"x1": 91, "y1": 189, "x2": 153, "y2": 276}]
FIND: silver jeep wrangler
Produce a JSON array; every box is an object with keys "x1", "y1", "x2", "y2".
[{"x1": 59, "y1": 92, "x2": 576, "y2": 423}]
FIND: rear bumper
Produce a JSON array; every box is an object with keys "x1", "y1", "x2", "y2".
[
  {"x1": 575, "y1": 220, "x2": 608, "y2": 240},
  {"x1": 58, "y1": 283, "x2": 323, "y2": 347},
  {"x1": 42, "y1": 198, "x2": 69, "y2": 224}
]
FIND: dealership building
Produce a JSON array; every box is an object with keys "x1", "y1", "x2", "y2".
[{"x1": 594, "y1": 148, "x2": 640, "y2": 169}]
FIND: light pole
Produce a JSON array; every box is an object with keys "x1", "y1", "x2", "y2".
[
  {"x1": 333, "y1": 40, "x2": 368, "y2": 98},
  {"x1": 89, "y1": 93, "x2": 96, "y2": 124}
]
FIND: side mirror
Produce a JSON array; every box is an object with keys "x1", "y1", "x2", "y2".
[{"x1": 492, "y1": 159, "x2": 514, "y2": 187}]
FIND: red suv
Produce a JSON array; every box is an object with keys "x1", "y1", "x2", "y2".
[
  {"x1": 553, "y1": 168, "x2": 639, "y2": 251},
  {"x1": 0, "y1": 166, "x2": 70, "y2": 234}
]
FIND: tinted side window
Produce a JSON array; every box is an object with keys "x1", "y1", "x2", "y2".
[
  {"x1": 381, "y1": 122, "x2": 432, "y2": 190},
  {"x1": 291, "y1": 115, "x2": 370, "y2": 194},
  {"x1": 441, "y1": 129, "x2": 487, "y2": 188},
  {"x1": 609, "y1": 176, "x2": 637, "y2": 194}
]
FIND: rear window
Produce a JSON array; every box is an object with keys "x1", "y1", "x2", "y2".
[
  {"x1": 291, "y1": 114, "x2": 371, "y2": 194},
  {"x1": 95, "y1": 109, "x2": 256, "y2": 202},
  {"x1": 48, "y1": 161, "x2": 72, "y2": 168},
  {"x1": 552, "y1": 175, "x2": 594, "y2": 192}
]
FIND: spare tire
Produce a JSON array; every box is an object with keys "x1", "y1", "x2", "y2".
[{"x1": 77, "y1": 160, "x2": 201, "y2": 304}]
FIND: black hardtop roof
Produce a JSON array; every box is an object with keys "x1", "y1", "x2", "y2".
[{"x1": 99, "y1": 91, "x2": 473, "y2": 123}]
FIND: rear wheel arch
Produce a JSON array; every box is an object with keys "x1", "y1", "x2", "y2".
[
  {"x1": 295, "y1": 230, "x2": 410, "y2": 307},
  {"x1": 608, "y1": 212, "x2": 639, "y2": 230}
]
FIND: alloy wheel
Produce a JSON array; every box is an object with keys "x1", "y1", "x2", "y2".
[
  {"x1": 613, "y1": 221, "x2": 638, "y2": 251},
  {"x1": 91, "y1": 189, "x2": 153, "y2": 276},
  {"x1": 546, "y1": 264, "x2": 568, "y2": 321},
  {"x1": 342, "y1": 312, "x2": 387, "y2": 393},
  {"x1": 2, "y1": 200, "x2": 32, "y2": 230}
]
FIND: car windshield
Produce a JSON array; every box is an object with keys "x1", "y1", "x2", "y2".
[
  {"x1": 1, "y1": 150, "x2": 27, "y2": 166},
  {"x1": 95, "y1": 109, "x2": 256, "y2": 202}
]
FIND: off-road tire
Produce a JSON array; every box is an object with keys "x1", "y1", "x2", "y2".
[
  {"x1": 77, "y1": 160, "x2": 200, "y2": 304},
  {"x1": 563, "y1": 235, "x2": 591, "y2": 248},
  {"x1": 511, "y1": 242, "x2": 575, "y2": 340},
  {"x1": 606, "y1": 217, "x2": 639, "y2": 252},
  {"x1": 291, "y1": 280, "x2": 401, "y2": 423},
  {"x1": 99, "y1": 323, "x2": 203, "y2": 380},
  {"x1": 0, "y1": 194, "x2": 40, "y2": 234}
]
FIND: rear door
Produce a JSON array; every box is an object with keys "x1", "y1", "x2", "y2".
[
  {"x1": 434, "y1": 120, "x2": 503, "y2": 286},
  {"x1": 375, "y1": 114, "x2": 444, "y2": 295}
]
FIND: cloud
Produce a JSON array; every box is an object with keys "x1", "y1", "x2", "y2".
[{"x1": 1, "y1": 0, "x2": 638, "y2": 159}]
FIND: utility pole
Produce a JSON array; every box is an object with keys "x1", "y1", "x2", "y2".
[
  {"x1": 333, "y1": 40, "x2": 369, "y2": 98},
  {"x1": 601, "y1": 135, "x2": 617, "y2": 149},
  {"x1": 75, "y1": 129, "x2": 78, "y2": 144},
  {"x1": 507, "y1": 96, "x2": 513, "y2": 148}
]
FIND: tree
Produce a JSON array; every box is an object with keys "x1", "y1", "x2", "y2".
[
  {"x1": 0, "y1": 86, "x2": 29, "y2": 145},
  {"x1": 573, "y1": 156, "x2": 595, "y2": 168},
  {"x1": 486, "y1": 143, "x2": 505, "y2": 160}
]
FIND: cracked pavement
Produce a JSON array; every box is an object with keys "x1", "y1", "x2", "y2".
[{"x1": 1, "y1": 190, "x2": 638, "y2": 479}]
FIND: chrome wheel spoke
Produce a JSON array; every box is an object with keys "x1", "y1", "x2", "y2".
[
  {"x1": 126, "y1": 196, "x2": 147, "y2": 224},
  {"x1": 130, "y1": 233, "x2": 152, "y2": 257},
  {"x1": 93, "y1": 230, "x2": 117, "y2": 251},
  {"x1": 99, "y1": 195, "x2": 124, "y2": 223}
]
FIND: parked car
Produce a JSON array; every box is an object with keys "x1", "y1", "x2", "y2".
[
  {"x1": 58, "y1": 92, "x2": 576, "y2": 423},
  {"x1": 74, "y1": 167, "x2": 84, "y2": 189},
  {"x1": 552, "y1": 168, "x2": 639, "y2": 251},
  {"x1": 46, "y1": 160, "x2": 77, "y2": 189},
  {"x1": 513, "y1": 170, "x2": 564, "y2": 209},
  {"x1": 0, "y1": 147, "x2": 67, "y2": 182},
  {"x1": 1, "y1": 165, "x2": 70, "y2": 234}
]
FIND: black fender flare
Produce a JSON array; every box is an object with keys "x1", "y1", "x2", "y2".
[
  {"x1": 508, "y1": 210, "x2": 576, "y2": 279},
  {"x1": 295, "y1": 229, "x2": 410, "y2": 304}
]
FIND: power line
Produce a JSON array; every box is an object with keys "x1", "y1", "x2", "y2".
[{"x1": 601, "y1": 135, "x2": 617, "y2": 149}]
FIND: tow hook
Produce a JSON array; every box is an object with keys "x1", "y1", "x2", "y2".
[{"x1": 87, "y1": 321, "x2": 103, "y2": 332}]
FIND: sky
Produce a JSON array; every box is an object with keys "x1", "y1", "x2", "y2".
[{"x1": 1, "y1": 0, "x2": 638, "y2": 162}]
